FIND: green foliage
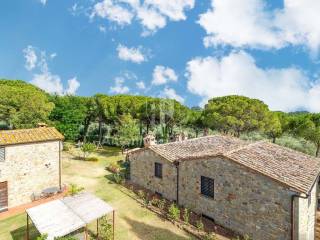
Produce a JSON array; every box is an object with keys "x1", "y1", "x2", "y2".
[
  {"x1": 168, "y1": 203, "x2": 180, "y2": 221},
  {"x1": 0, "y1": 80, "x2": 54, "y2": 129},
  {"x1": 36, "y1": 234, "x2": 48, "y2": 240},
  {"x1": 68, "y1": 183, "x2": 84, "y2": 196},
  {"x1": 56, "y1": 236, "x2": 77, "y2": 240},
  {"x1": 107, "y1": 162, "x2": 121, "y2": 173},
  {"x1": 183, "y1": 208, "x2": 190, "y2": 224},
  {"x1": 157, "y1": 198, "x2": 166, "y2": 210},
  {"x1": 203, "y1": 95, "x2": 271, "y2": 136},
  {"x1": 116, "y1": 114, "x2": 140, "y2": 151},
  {"x1": 196, "y1": 219, "x2": 204, "y2": 231},
  {"x1": 98, "y1": 216, "x2": 113, "y2": 240},
  {"x1": 137, "y1": 190, "x2": 146, "y2": 200},
  {"x1": 81, "y1": 143, "x2": 96, "y2": 160},
  {"x1": 203, "y1": 232, "x2": 217, "y2": 240},
  {"x1": 86, "y1": 157, "x2": 99, "y2": 162},
  {"x1": 112, "y1": 173, "x2": 124, "y2": 184}
]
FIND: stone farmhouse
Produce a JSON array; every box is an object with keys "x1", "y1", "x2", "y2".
[
  {"x1": 128, "y1": 135, "x2": 320, "y2": 240},
  {"x1": 0, "y1": 127, "x2": 64, "y2": 212}
]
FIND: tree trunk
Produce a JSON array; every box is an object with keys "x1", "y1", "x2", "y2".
[
  {"x1": 316, "y1": 143, "x2": 320, "y2": 157},
  {"x1": 272, "y1": 136, "x2": 276, "y2": 143}
]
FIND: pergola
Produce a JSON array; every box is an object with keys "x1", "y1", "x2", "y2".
[{"x1": 26, "y1": 192, "x2": 115, "y2": 240}]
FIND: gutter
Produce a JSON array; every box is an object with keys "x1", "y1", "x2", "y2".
[{"x1": 174, "y1": 161, "x2": 180, "y2": 205}]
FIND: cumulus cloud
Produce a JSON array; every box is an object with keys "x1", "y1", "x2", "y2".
[
  {"x1": 186, "y1": 51, "x2": 320, "y2": 112},
  {"x1": 90, "y1": 0, "x2": 194, "y2": 34},
  {"x1": 152, "y1": 65, "x2": 178, "y2": 85},
  {"x1": 117, "y1": 44, "x2": 147, "y2": 63},
  {"x1": 23, "y1": 45, "x2": 80, "y2": 95},
  {"x1": 161, "y1": 87, "x2": 185, "y2": 103},
  {"x1": 136, "y1": 81, "x2": 146, "y2": 89},
  {"x1": 110, "y1": 77, "x2": 130, "y2": 94},
  {"x1": 23, "y1": 46, "x2": 38, "y2": 71},
  {"x1": 199, "y1": 0, "x2": 320, "y2": 55}
]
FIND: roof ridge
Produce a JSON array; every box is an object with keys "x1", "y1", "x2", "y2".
[{"x1": 224, "y1": 140, "x2": 266, "y2": 156}]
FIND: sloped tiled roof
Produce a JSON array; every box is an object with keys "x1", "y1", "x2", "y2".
[
  {"x1": 0, "y1": 127, "x2": 64, "y2": 146},
  {"x1": 131, "y1": 135, "x2": 320, "y2": 194}
]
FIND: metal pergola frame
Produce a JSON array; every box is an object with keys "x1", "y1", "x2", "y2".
[{"x1": 26, "y1": 193, "x2": 115, "y2": 240}]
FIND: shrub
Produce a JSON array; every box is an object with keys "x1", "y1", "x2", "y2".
[
  {"x1": 107, "y1": 163, "x2": 121, "y2": 173},
  {"x1": 157, "y1": 198, "x2": 166, "y2": 210},
  {"x1": 196, "y1": 219, "x2": 204, "y2": 231},
  {"x1": 36, "y1": 234, "x2": 48, "y2": 240},
  {"x1": 204, "y1": 232, "x2": 217, "y2": 240},
  {"x1": 63, "y1": 142, "x2": 71, "y2": 151},
  {"x1": 67, "y1": 183, "x2": 84, "y2": 196},
  {"x1": 99, "y1": 216, "x2": 113, "y2": 240},
  {"x1": 168, "y1": 203, "x2": 180, "y2": 221},
  {"x1": 80, "y1": 143, "x2": 96, "y2": 160},
  {"x1": 137, "y1": 190, "x2": 146, "y2": 200},
  {"x1": 86, "y1": 157, "x2": 99, "y2": 162},
  {"x1": 151, "y1": 197, "x2": 160, "y2": 207},
  {"x1": 112, "y1": 173, "x2": 124, "y2": 184},
  {"x1": 183, "y1": 208, "x2": 190, "y2": 224},
  {"x1": 56, "y1": 236, "x2": 77, "y2": 240},
  {"x1": 243, "y1": 234, "x2": 252, "y2": 240}
]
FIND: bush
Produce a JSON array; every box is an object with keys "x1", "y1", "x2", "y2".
[
  {"x1": 183, "y1": 208, "x2": 190, "y2": 224},
  {"x1": 99, "y1": 216, "x2": 113, "y2": 240},
  {"x1": 112, "y1": 173, "x2": 124, "y2": 184},
  {"x1": 151, "y1": 197, "x2": 160, "y2": 207},
  {"x1": 168, "y1": 203, "x2": 180, "y2": 221},
  {"x1": 107, "y1": 163, "x2": 121, "y2": 173},
  {"x1": 56, "y1": 236, "x2": 77, "y2": 240},
  {"x1": 67, "y1": 183, "x2": 84, "y2": 196},
  {"x1": 81, "y1": 143, "x2": 96, "y2": 160},
  {"x1": 196, "y1": 219, "x2": 204, "y2": 231},
  {"x1": 86, "y1": 157, "x2": 99, "y2": 162},
  {"x1": 36, "y1": 234, "x2": 48, "y2": 240},
  {"x1": 158, "y1": 198, "x2": 166, "y2": 210},
  {"x1": 63, "y1": 142, "x2": 71, "y2": 151},
  {"x1": 204, "y1": 232, "x2": 217, "y2": 240},
  {"x1": 137, "y1": 190, "x2": 146, "y2": 200}
]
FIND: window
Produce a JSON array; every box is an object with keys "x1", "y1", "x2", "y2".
[
  {"x1": 0, "y1": 148, "x2": 4, "y2": 162},
  {"x1": 201, "y1": 176, "x2": 214, "y2": 198},
  {"x1": 155, "y1": 162, "x2": 162, "y2": 178}
]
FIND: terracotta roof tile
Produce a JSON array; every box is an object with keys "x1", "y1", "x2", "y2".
[
  {"x1": 132, "y1": 135, "x2": 320, "y2": 195},
  {"x1": 0, "y1": 127, "x2": 64, "y2": 146}
]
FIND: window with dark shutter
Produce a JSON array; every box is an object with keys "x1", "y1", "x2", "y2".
[
  {"x1": 0, "y1": 148, "x2": 4, "y2": 162},
  {"x1": 155, "y1": 162, "x2": 162, "y2": 178},
  {"x1": 201, "y1": 176, "x2": 214, "y2": 198}
]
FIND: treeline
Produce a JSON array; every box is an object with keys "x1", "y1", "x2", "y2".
[{"x1": 1, "y1": 80, "x2": 320, "y2": 157}]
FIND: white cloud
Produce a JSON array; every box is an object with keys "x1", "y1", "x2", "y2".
[
  {"x1": 199, "y1": 0, "x2": 320, "y2": 55},
  {"x1": 162, "y1": 87, "x2": 185, "y2": 103},
  {"x1": 152, "y1": 65, "x2": 178, "y2": 85},
  {"x1": 90, "y1": 0, "x2": 194, "y2": 34},
  {"x1": 186, "y1": 51, "x2": 320, "y2": 112},
  {"x1": 91, "y1": 0, "x2": 134, "y2": 26},
  {"x1": 117, "y1": 44, "x2": 147, "y2": 63},
  {"x1": 23, "y1": 45, "x2": 80, "y2": 95},
  {"x1": 23, "y1": 46, "x2": 38, "y2": 71},
  {"x1": 110, "y1": 77, "x2": 130, "y2": 94},
  {"x1": 65, "y1": 77, "x2": 80, "y2": 95},
  {"x1": 39, "y1": 0, "x2": 47, "y2": 5},
  {"x1": 98, "y1": 25, "x2": 107, "y2": 33},
  {"x1": 136, "y1": 81, "x2": 146, "y2": 89}
]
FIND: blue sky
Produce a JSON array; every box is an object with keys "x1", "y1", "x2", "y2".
[{"x1": 0, "y1": 0, "x2": 320, "y2": 112}]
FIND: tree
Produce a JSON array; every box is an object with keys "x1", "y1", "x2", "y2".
[
  {"x1": 265, "y1": 112, "x2": 282, "y2": 143},
  {"x1": 49, "y1": 96, "x2": 92, "y2": 141},
  {"x1": 203, "y1": 95, "x2": 271, "y2": 137},
  {"x1": 0, "y1": 80, "x2": 54, "y2": 129},
  {"x1": 80, "y1": 143, "x2": 96, "y2": 160},
  {"x1": 116, "y1": 114, "x2": 139, "y2": 153}
]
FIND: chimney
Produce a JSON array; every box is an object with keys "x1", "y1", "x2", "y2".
[
  {"x1": 144, "y1": 134, "x2": 156, "y2": 147},
  {"x1": 37, "y1": 122, "x2": 48, "y2": 128}
]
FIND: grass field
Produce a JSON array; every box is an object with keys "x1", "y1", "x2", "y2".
[{"x1": 0, "y1": 146, "x2": 195, "y2": 240}]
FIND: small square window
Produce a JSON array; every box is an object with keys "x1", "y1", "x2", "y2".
[
  {"x1": 155, "y1": 162, "x2": 162, "y2": 178},
  {"x1": 0, "y1": 148, "x2": 5, "y2": 162},
  {"x1": 201, "y1": 176, "x2": 214, "y2": 199}
]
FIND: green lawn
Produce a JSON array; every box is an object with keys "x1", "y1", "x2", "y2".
[{"x1": 0, "y1": 146, "x2": 195, "y2": 240}]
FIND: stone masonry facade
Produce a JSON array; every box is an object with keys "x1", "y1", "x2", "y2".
[
  {"x1": 129, "y1": 150, "x2": 317, "y2": 240},
  {"x1": 0, "y1": 141, "x2": 61, "y2": 208}
]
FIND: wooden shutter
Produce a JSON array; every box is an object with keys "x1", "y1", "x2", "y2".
[{"x1": 0, "y1": 181, "x2": 8, "y2": 212}]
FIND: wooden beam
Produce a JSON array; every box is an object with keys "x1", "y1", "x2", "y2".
[
  {"x1": 113, "y1": 211, "x2": 115, "y2": 240},
  {"x1": 26, "y1": 214, "x2": 29, "y2": 240}
]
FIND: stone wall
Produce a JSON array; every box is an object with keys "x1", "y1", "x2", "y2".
[
  {"x1": 294, "y1": 181, "x2": 317, "y2": 240},
  {"x1": 178, "y1": 157, "x2": 294, "y2": 240},
  {"x1": 0, "y1": 141, "x2": 61, "y2": 208},
  {"x1": 130, "y1": 149, "x2": 177, "y2": 201}
]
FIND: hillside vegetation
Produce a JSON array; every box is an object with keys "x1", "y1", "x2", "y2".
[{"x1": 1, "y1": 79, "x2": 320, "y2": 157}]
